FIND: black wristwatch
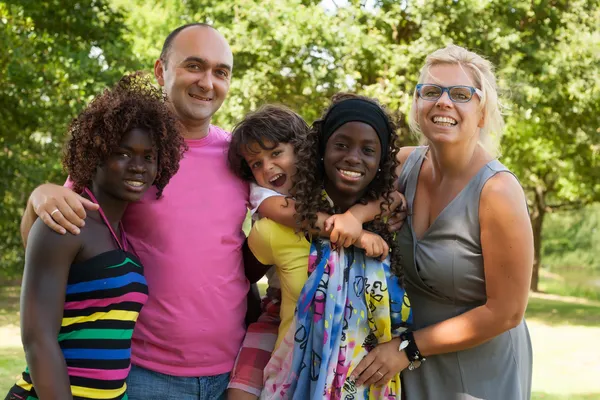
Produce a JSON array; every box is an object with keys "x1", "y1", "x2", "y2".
[{"x1": 399, "y1": 331, "x2": 426, "y2": 370}]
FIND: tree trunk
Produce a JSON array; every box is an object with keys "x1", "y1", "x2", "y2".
[{"x1": 529, "y1": 186, "x2": 547, "y2": 292}]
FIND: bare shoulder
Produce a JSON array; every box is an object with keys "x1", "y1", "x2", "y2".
[
  {"x1": 27, "y1": 217, "x2": 82, "y2": 259},
  {"x1": 397, "y1": 146, "x2": 419, "y2": 165},
  {"x1": 480, "y1": 171, "x2": 528, "y2": 222}
]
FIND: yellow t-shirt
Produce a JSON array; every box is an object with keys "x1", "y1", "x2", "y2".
[{"x1": 248, "y1": 218, "x2": 310, "y2": 350}]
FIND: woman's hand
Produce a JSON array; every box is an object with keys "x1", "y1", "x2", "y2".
[
  {"x1": 324, "y1": 211, "x2": 363, "y2": 248},
  {"x1": 350, "y1": 338, "x2": 410, "y2": 387},
  {"x1": 354, "y1": 230, "x2": 389, "y2": 260}
]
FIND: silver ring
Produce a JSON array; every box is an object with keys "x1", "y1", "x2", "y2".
[
  {"x1": 50, "y1": 209, "x2": 61, "y2": 216},
  {"x1": 375, "y1": 370, "x2": 384, "y2": 378}
]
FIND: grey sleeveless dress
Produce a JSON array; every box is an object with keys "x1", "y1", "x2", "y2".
[{"x1": 396, "y1": 147, "x2": 532, "y2": 400}]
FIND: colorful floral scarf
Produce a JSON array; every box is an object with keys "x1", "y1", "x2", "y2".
[{"x1": 262, "y1": 239, "x2": 412, "y2": 399}]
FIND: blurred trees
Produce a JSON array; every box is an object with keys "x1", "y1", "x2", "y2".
[
  {"x1": 1, "y1": 0, "x2": 599, "y2": 289},
  {"x1": 0, "y1": 0, "x2": 139, "y2": 278}
]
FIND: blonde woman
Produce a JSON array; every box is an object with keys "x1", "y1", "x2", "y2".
[{"x1": 350, "y1": 45, "x2": 533, "y2": 399}]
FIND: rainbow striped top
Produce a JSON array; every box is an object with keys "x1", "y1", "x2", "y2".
[{"x1": 7, "y1": 249, "x2": 148, "y2": 400}]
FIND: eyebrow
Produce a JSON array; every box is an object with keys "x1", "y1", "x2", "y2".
[
  {"x1": 335, "y1": 131, "x2": 378, "y2": 144},
  {"x1": 118, "y1": 145, "x2": 155, "y2": 153},
  {"x1": 182, "y1": 56, "x2": 232, "y2": 72}
]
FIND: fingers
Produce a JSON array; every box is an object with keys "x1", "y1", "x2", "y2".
[
  {"x1": 37, "y1": 210, "x2": 67, "y2": 235},
  {"x1": 355, "y1": 360, "x2": 382, "y2": 386},
  {"x1": 387, "y1": 211, "x2": 407, "y2": 232},
  {"x1": 50, "y1": 201, "x2": 84, "y2": 235},
  {"x1": 65, "y1": 195, "x2": 88, "y2": 222},
  {"x1": 388, "y1": 191, "x2": 403, "y2": 212},
  {"x1": 324, "y1": 215, "x2": 335, "y2": 233},
  {"x1": 365, "y1": 368, "x2": 389, "y2": 387},
  {"x1": 380, "y1": 241, "x2": 390, "y2": 261},
  {"x1": 80, "y1": 195, "x2": 100, "y2": 211},
  {"x1": 329, "y1": 228, "x2": 340, "y2": 245},
  {"x1": 374, "y1": 370, "x2": 396, "y2": 387},
  {"x1": 341, "y1": 234, "x2": 353, "y2": 248},
  {"x1": 350, "y1": 352, "x2": 375, "y2": 383}
]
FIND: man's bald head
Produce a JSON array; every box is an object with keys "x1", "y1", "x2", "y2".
[{"x1": 160, "y1": 23, "x2": 219, "y2": 69}]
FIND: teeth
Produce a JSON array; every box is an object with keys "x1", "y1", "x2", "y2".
[
  {"x1": 340, "y1": 169, "x2": 362, "y2": 178},
  {"x1": 190, "y1": 94, "x2": 211, "y2": 101},
  {"x1": 125, "y1": 180, "x2": 144, "y2": 187},
  {"x1": 433, "y1": 116, "x2": 457, "y2": 125},
  {"x1": 269, "y1": 174, "x2": 283, "y2": 182}
]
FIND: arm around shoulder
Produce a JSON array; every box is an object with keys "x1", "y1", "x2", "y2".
[{"x1": 21, "y1": 182, "x2": 100, "y2": 245}]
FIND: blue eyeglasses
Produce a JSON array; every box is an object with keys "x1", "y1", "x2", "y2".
[{"x1": 416, "y1": 84, "x2": 483, "y2": 103}]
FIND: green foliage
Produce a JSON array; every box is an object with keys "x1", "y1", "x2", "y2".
[
  {"x1": 541, "y1": 204, "x2": 600, "y2": 273},
  {"x1": 1, "y1": 0, "x2": 599, "y2": 282},
  {"x1": 0, "y1": 0, "x2": 139, "y2": 277}
]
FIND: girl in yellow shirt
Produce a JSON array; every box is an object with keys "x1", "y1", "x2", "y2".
[{"x1": 226, "y1": 103, "x2": 403, "y2": 400}]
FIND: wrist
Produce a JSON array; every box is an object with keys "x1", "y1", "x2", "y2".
[
  {"x1": 399, "y1": 330, "x2": 426, "y2": 370},
  {"x1": 346, "y1": 209, "x2": 366, "y2": 224}
]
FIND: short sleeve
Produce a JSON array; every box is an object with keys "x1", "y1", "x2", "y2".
[
  {"x1": 248, "y1": 218, "x2": 275, "y2": 266},
  {"x1": 249, "y1": 183, "x2": 284, "y2": 219}
]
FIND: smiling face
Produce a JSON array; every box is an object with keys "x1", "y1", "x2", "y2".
[
  {"x1": 155, "y1": 26, "x2": 233, "y2": 128},
  {"x1": 242, "y1": 141, "x2": 297, "y2": 195},
  {"x1": 416, "y1": 64, "x2": 485, "y2": 146},
  {"x1": 94, "y1": 128, "x2": 158, "y2": 203},
  {"x1": 322, "y1": 121, "x2": 382, "y2": 208}
]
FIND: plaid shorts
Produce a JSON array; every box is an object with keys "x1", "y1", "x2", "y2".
[{"x1": 228, "y1": 288, "x2": 281, "y2": 396}]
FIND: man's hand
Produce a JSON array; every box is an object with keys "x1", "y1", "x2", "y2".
[
  {"x1": 31, "y1": 183, "x2": 99, "y2": 235},
  {"x1": 354, "y1": 230, "x2": 389, "y2": 261},
  {"x1": 324, "y1": 211, "x2": 363, "y2": 248}
]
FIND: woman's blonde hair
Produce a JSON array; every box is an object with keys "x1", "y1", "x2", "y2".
[{"x1": 408, "y1": 44, "x2": 504, "y2": 157}]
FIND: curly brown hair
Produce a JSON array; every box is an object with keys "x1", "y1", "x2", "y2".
[
  {"x1": 63, "y1": 72, "x2": 186, "y2": 198},
  {"x1": 292, "y1": 93, "x2": 404, "y2": 281},
  {"x1": 228, "y1": 104, "x2": 308, "y2": 182}
]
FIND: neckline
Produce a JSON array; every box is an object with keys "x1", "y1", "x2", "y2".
[
  {"x1": 408, "y1": 148, "x2": 493, "y2": 242},
  {"x1": 184, "y1": 125, "x2": 215, "y2": 147},
  {"x1": 84, "y1": 188, "x2": 127, "y2": 251}
]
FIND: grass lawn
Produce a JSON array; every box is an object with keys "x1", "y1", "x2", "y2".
[
  {"x1": 2, "y1": 284, "x2": 599, "y2": 398},
  {"x1": 0, "y1": 347, "x2": 24, "y2": 392},
  {"x1": 526, "y1": 295, "x2": 600, "y2": 327}
]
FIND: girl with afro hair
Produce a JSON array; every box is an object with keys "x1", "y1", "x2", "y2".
[{"x1": 6, "y1": 72, "x2": 184, "y2": 400}]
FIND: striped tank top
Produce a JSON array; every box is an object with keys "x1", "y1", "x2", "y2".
[{"x1": 6, "y1": 189, "x2": 148, "y2": 400}]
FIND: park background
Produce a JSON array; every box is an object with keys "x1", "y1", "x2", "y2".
[{"x1": 1, "y1": 0, "x2": 599, "y2": 398}]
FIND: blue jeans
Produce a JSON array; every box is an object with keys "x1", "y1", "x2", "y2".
[{"x1": 126, "y1": 364, "x2": 229, "y2": 400}]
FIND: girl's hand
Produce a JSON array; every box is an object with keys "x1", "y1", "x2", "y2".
[
  {"x1": 350, "y1": 338, "x2": 410, "y2": 387},
  {"x1": 354, "y1": 230, "x2": 389, "y2": 260},
  {"x1": 324, "y1": 211, "x2": 363, "y2": 248},
  {"x1": 387, "y1": 192, "x2": 407, "y2": 232}
]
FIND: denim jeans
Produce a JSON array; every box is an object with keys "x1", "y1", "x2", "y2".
[{"x1": 126, "y1": 364, "x2": 229, "y2": 400}]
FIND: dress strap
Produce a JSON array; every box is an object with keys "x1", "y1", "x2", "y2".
[{"x1": 83, "y1": 188, "x2": 128, "y2": 251}]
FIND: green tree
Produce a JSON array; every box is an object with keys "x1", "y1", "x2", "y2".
[
  {"x1": 2, "y1": 0, "x2": 598, "y2": 291},
  {"x1": 333, "y1": 0, "x2": 600, "y2": 291},
  {"x1": 0, "y1": 0, "x2": 139, "y2": 278}
]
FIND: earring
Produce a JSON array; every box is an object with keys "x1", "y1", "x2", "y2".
[{"x1": 378, "y1": 168, "x2": 381, "y2": 172}]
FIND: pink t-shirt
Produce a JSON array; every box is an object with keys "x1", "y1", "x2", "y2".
[{"x1": 70, "y1": 125, "x2": 250, "y2": 376}]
